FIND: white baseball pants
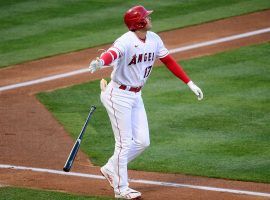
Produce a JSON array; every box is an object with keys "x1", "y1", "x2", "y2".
[{"x1": 100, "y1": 81, "x2": 150, "y2": 194}]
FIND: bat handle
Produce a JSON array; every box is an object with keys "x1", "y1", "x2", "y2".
[{"x1": 90, "y1": 105, "x2": 96, "y2": 112}]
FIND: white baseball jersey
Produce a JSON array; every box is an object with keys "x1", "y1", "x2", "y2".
[{"x1": 108, "y1": 31, "x2": 169, "y2": 87}]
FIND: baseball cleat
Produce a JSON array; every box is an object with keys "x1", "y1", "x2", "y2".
[
  {"x1": 115, "y1": 188, "x2": 142, "y2": 199},
  {"x1": 100, "y1": 166, "x2": 114, "y2": 188}
]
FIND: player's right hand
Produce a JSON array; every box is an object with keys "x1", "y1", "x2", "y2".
[{"x1": 89, "y1": 58, "x2": 103, "y2": 73}]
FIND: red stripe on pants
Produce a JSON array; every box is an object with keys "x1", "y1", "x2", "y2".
[{"x1": 110, "y1": 88, "x2": 122, "y2": 193}]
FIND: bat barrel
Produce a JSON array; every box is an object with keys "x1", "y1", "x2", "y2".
[
  {"x1": 63, "y1": 105, "x2": 96, "y2": 172},
  {"x1": 63, "y1": 140, "x2": 81, "y2": 172}
]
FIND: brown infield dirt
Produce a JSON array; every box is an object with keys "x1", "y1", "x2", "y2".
[{"x1": 0, "y1": 10, "x2": 270, "y2": 200}]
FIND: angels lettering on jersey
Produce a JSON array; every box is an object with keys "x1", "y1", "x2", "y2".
[
  {"x1": 108, "y1": 31, "x2": 169, "y2": 86},
  {"x1": 128, "y1": 52, "x2": 155, "y2": 66}
]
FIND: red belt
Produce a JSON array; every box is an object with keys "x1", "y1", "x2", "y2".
[{"x1": 119, "y1": 85, "x2": 142, "y2": 93}]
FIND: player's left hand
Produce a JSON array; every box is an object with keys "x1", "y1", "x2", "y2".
[
  {"x1": 89, "y1": 57, "x2": 103, "y2": 73},
  {"x1": 187, "y1": 81, "x2": 203, "y2": 100},
  {"x1": 100, "y1": 78, "x2": 107, "y2": 92}
]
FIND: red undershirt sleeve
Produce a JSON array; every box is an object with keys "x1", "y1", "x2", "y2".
[
  {"x1": 100, "y1": 50, "x2": 118, "y2": 66},
  {"x1": 160, "y1": 54, "x2": 190, "y2": 84}
]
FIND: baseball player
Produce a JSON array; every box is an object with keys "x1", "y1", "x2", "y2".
[{"x1": 89, "y1": 5, "x2": 203, "y2": 200}]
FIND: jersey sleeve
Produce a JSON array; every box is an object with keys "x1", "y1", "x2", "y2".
[
  {"x1": 156, "y1": 34, "x2": 169, "y2": 58},
  {"x1": 109, "y1": 39, "x2": 125, "y2": 57}
]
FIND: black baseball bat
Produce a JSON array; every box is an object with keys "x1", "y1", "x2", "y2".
[{"x1": 63, "y1": 105, "x2": 96, "y2": 172}]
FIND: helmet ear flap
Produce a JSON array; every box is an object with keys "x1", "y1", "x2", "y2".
[{"x1": 137, "y1": 19, "x2": 147, "y2": 29}]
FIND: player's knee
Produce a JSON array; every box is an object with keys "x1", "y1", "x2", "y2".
[
  {"x1": 144, "y1": 141, "x2": 150, "y2": 148},
  {"x1": 117, "y1": 138, "x2": 132, "y2": 149},
  {"x1": 138, "y1": 140, "x2": 150, "y2": 149}
]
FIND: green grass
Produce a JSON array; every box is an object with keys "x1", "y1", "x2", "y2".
[
  {"x1": 1, "y1": 0, "x2": 270, "y2": 68},
  {"x1": 37, "y1": 43, "x2": 270, "y2": 183},
  {"x1": 0, "y1": 187, "x2": 114, "y2": 200}
]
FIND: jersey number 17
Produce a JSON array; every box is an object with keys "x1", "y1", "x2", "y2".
[{"x1": 144, "y1": 65, "x2": 153, "y2": 78}]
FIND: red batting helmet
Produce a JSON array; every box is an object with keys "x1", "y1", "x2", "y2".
[{"x1": 124, "y1": 5, "x2": 153, "y2": 31}]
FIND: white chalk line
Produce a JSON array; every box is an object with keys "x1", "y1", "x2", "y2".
[
  {"x1": 0, "y1": 164, "x2": 269, "y2": 197},
  {"x1": 0, "y1": 27, "x2": 270, "y2": 92},
  {"x1": 169, "y1": 27, "x2": 270, "y2": 53},
  {"x1": 0, "y1": 184, "x2": 7, "y2": 188}
]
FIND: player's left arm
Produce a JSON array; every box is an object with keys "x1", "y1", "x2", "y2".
[{"x1": 160, "y1": 54, "x2": 203, "y2": 100}]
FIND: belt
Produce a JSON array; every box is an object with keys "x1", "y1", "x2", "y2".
[{"x1": 119, "y1": 85, "x2": 142, "y2": 93}]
